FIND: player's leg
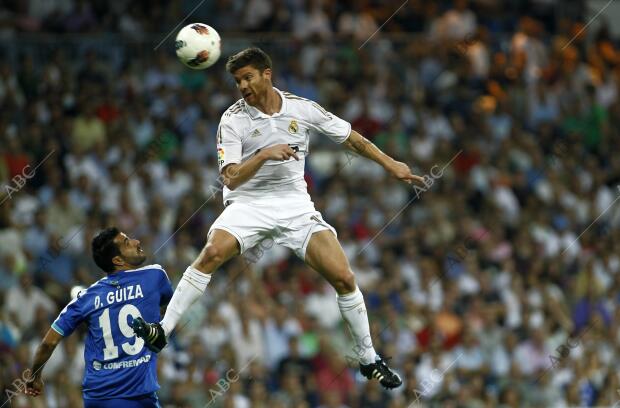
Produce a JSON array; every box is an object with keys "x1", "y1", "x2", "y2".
[
  {"x1": 159, "y1": 228, "x2": 240, "y2": 335},
  {"x1": 304, "y1": 230, "x2": 402, "y2": 389},
  {"x1": 134, "y1": 202, "x2": 271, "y2": 351},
  {"x1": 133, "y1": 228, "x2": 240, "y2": 351},
  {"x1": 304, "y1": 230, "x2": 375, "y2": 361}
]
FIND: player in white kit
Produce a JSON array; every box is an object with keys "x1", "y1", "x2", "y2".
[{"x1": 133, "y1": 48, "x2": 424, "y2": 389}]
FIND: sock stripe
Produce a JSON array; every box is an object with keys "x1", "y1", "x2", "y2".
[
  {"x1": 185, "y1": 266, "x2": 212, "y2": 285},
  {"x1": 337, "y1": 287, "x2": 361, "y2": 300},
  {"x1": 182, "y1": 276, "x2": 205, "y2": 292},
  {"x1": 339, "y1": 302, "x2": 364, "y2": 312}
]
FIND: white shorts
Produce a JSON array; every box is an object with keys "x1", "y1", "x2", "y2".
[{"x1": 208, "y1": 198, "x2": 337, "y2": 260}]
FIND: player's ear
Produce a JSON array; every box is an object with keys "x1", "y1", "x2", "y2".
[
  {"x1": 111, "y1": 255, "x2": 124, "y2": 268},
  {"x1": 262, "y1": 68, "x2": 272, "y2": 80}
]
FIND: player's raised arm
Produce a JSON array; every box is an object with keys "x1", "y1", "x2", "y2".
[
  {"x1": 342, "y1": 130, "x2": 425, "y2": 185},
  {"x1": 303, "y1": 99, "x2": 424, "y2": 186},
  {"x1": 24, "y1": 328, "x2": 63, "y2": 397}
]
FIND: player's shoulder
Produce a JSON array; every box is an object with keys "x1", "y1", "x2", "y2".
[
  {"x1": 281, "y1": 91, "x2": 328, "y2": 115},
  {"x1": 281, "y1": 90, "x2": 313, "y2": 106},
  {"x1": 222, "y1": 98, "x2": 249, "y2": 120},
  {"x1": 125, "y1": 263, "x2": 169, "y2": 280},
  {"x1": 59, "y1": 276, "x2": 108, "y2": 314},
  {"x1": 85, "y1": 264, "x2": 167, "y2": 291},
  {"x1": 77, "y1": 276, "x2": 110, "y2": 297}
]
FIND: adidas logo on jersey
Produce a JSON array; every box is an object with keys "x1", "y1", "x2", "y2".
[{"x1": 250, "y1": 129, "x2": 261, "y2": 138}]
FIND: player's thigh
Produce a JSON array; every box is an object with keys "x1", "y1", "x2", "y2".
[
  {"x1": 208, "y1": 202, "x2": 274, "y2": 256},
  {"x1": 274, "y1": 200, "x2": 335, "y2": 259},
  {"x1": 304, "y1": 229, "x2": 355, "y2": 294},
  {"x1": 193, "y1": 228, "x2": 240, "y2": 270}
]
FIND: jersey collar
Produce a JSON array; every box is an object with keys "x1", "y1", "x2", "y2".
[
  {"x1": 245, "y1": 87, "x2": 287, "y2": 119},
  {"x1": 108, "y1": 263, "x2": 163, "y2": 275}
]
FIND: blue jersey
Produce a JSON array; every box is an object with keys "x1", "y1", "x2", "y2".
[{"x1": 52, "y1": 264, "x2": 173, "y2": 400}]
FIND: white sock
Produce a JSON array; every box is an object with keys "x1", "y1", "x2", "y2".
[
  {"x1": 337, "y1": 286, "x2": 378, "y2": 365},
  {"x1": 160, "y1": 266, "x2": 211, "y2": 336}
]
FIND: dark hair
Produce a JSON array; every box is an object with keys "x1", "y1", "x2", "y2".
[
  {"x1": 92, "y1": 227, "x2": 121, "y2": 273},
  {"x1": 225, "y1": 47, "x2": 272, "y2": 74}
]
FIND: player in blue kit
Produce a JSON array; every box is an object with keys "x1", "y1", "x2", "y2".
[{"x1": 23, "y1": 227, "x2": 173, "y2": 408}]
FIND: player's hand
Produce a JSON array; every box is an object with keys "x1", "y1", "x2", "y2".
[
  {"x1": 387, "y1": 160, "x2": 425, "y2": 185},
  {"x1": 259, "y1": 144, "x2": 299, "y2": 161},
  {"x1": 24, "y1": 376, "x2": 44, "y2": 397}
]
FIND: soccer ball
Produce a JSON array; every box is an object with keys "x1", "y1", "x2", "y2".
[
  {"x1": 71, "y1": 285, "x2": 85, "y2": 299},
  {"x1": 175, "y1": 23, "x2": 221, "y2": 70}
]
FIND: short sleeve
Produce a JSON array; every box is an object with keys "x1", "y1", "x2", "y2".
[
  {"x1": 306, "y1": 101, "x2": 351, "y2": 144},
  {"x1": 52, "y1": 296, "x2": 85, "y2": 337},
  {"x1": 159, "y1": 268, "x2": 174, "y2": 306},
  {"x1": 216, "y1": 120, "x2": 242, "y2": 172}
]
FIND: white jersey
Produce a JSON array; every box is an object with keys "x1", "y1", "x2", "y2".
[{"x1": 216, "y1": 88, "x2": 351, "y2": 203}]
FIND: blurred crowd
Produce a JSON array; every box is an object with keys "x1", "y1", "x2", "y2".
[
  {"x1": 2, "y1": 0, "x2": 620, "y2": 407},
  {"x1": 0, "y1": 0, "x2": 576, "y2": 38}
]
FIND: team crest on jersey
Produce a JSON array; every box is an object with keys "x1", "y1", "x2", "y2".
[{"x1": 288, "y1": 120, "x2": 298, "y2": 134}]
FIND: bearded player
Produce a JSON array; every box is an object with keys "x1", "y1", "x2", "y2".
[
  {"x1": 133, "y1": 47, "x2": 424, "y2": 389},
  {"x1": 24, "y1": 228, "x2": 172, "y2": 407}
]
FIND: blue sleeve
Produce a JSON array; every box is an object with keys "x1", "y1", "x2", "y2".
[
  {"x1": 52, "y1": 295, "x2": 85, "y2": 337},
  {"x1": 159, "y1": 269, "x2": 174, "y2": 306}
]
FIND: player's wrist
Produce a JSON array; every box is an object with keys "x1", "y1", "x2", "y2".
[
  {"x1": 254, "y1": 148, "x2": 267, "y2": 161},
  {"x1": 381, "y1": 157, "x2": 397, "y2": 172}
]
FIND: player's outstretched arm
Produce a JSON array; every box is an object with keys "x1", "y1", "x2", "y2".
[
  {"x1": 24, "y1": 328, "x2": 63, "y2": 397},
  {"x1": 223, "y1": 143, "x2": 299, "y2": 190},
  {"x1": 342, "y1": 130, "x2": 425, "y2": 185}
]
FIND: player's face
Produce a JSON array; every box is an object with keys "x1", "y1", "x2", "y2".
[
  {"x1": 114, "y1": 232, "x2": 146, "y2": 267},
  {"x1": 232, "y1": 65, "x2": 272, "y2": 106}
]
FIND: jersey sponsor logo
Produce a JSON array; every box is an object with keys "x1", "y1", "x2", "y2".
[
  {"x1": 92, "y1": 354, "x2": 152, "y2": 371},
  {"x1": 105, "y1": 284, "x2": 144, "y2": 306},
  {"x1": 288, "y1": 120, "x2": 298, "y2": 134}
]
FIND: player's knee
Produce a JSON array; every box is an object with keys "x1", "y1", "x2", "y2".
[
  {"x1": 331, "y1": 269, "x2": 356, "y2": 294},
  {"x1": 197, "y1": 244, "x2": 224, "y2": 269}
]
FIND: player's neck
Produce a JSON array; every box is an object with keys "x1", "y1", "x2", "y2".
[
  {"x1": 110, "y1": 264, "x2": 130, "y2": 274},
  {"x1": 255, "y1": 87, "x2": 282, "y2": 116}
]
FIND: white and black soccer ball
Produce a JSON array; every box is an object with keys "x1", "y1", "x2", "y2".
[
  {"x1": 175, "y1": 23, "x2": 221, "y2": 70},
  {"x1": 71, "y1": 285, "x2": 85, "y2": 300}
]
